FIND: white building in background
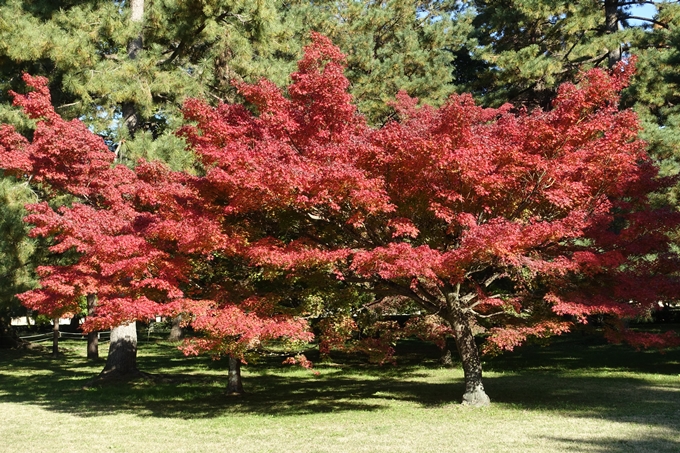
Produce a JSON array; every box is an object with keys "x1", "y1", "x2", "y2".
[{"x1": 10, "y1": 317, "x2": 72, "y2": 326}]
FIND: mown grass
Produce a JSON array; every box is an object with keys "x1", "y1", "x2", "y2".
[{"x1": 1, "y1": 328, "x2": 679, "y2": 453}]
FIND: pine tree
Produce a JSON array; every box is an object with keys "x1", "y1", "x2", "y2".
[
  {"x1": 281, "y1": 0, "x2": 474, "y2": 124},
  {"x1": 622, "y1": 4, "x2": 680, "y2": 203},
  {"x1": 0, "y1": 177, "x2": 36, "y2": 347},
  {"x1": 453, "y1": 0, "x2": 649, "y2": 108},
  {"x1": 0, "y1": 0, "x2": 293, "y2": 162}
]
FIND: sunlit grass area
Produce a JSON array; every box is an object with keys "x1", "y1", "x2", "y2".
[{"x1": 1, "y1": 329, "x2": 679, "y2": 453}]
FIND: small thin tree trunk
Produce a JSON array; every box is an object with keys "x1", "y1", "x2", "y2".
[
  {"x1": 168, "y1": 315, "x2": 183, "y2": 342},
  {"x1": 52, "y1": 317, "x2": 59, "y2": 358},
  {"x1": 100, "y1": 322, "x2": 139, "y2": 378},
  {"x1": 448, "y1": 312, "x2": 490, "y2": 407},
  {"x1": 86, "y1": 294, "x2": 98, "y2": 360},
  {"x1": 227, "y1": 356, "x2": 244, "y2": 396},
  {"x1": 127, "y1": 0, "x2": 144, "y2": 58}
]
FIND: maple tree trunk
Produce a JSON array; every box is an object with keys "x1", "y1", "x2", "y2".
[
  {"x1": 100, "y1": 322, "x2": 139, "y2": 377},
  {"x1": 52, "y1": 317, "x2": 59, "y2": 357},
  {"x1": 86, "y1": 294, "x2": 98, "y2": 360},
  {"x1": 227, "y1": 356, "x2": 244, "y2": 395},
  {"x1": 87, "y1": 331, "x2": 99, "y2": 360},
  {"x1": 447, "y1": 312, "x2": 490, "y2": 407}
]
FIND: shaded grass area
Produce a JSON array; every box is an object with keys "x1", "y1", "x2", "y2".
[{"x1": 1, "y1": 328, "x2": 679, "y2": 452}]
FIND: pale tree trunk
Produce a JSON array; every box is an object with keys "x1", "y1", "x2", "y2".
[
  {"x1": 92, "y1": 0, "x2": 144, "y2": 382},
  {"x1": 605, "y1": 0, "x2": 621, "y2": 67},
  {"x1": 100, "y1": 322, "x2": 139, "y2": 378},
  {"x1": 127, "y1": 0, "x2": 144, "y2": 57},
  {"x1": 168, "y1": 315, "x2": 183, "y2": 342},
  {"x1": 447, "y1": 312, "x2": 490, "y2": 407},
  {"x1": 86, "y1": 294, "x2": 98, "y2": 360},
  {"x1": 227, "y1": 356, "x2": 244, "y2": 396},
  {"x1": 122, "y1": 0, "x2": 144, "y2": 136},
  {"x1": 52, "y1": 317, "x2": 59, "y2": 358}
]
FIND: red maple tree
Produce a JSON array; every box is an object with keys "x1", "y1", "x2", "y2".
[
  {"x1": 181, "y1": 34, "x2": 680, "y2": 406},
  {"x1": 0, "y1": 74, "x2": 312, "y2": 383}
]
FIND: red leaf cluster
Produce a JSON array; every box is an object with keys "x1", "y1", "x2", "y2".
[{"x1": 1, "y1": 75, "x2": 308, "y2": 354}]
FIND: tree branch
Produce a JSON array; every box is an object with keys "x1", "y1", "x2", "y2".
[
  {"x1": 378, "y1": 279, "x2": 443, "y2": 314},
  {"x1": 467, "y1": 294, "x2": 502, "y2": 310},
  {"x1": 622, "y1": 15, "x2": 669, "y2": 29},
  {"x1": 162, "y1": 11, "x2": 233, "y2": 66},
  {"x1": 468, "y1": 310, "x2": 506, "y2": 319}
]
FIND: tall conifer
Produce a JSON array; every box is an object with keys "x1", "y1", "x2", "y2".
[{"x1": 282, "y1": 0, "x2": 474, "y2": 124}]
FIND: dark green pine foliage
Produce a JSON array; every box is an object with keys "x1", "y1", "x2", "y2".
[
  {"x1": 0, "y1": 0, "x2": 480, "y2": 153},
  {"x1": 622, "y1": 4, "x2": 680, "y2": 203},
  {"x1": 0, "y1": 177, "x2": 37, "y2": 328},
  {"x1": 0, "y1": 0, "x2": 294, "y2": 167},
  {"x1": 281, "y1": 0, "x2": 474, "y2": 125},
  {"x1": 454, "y1": 0, "x2": 650, "y2": 108}
]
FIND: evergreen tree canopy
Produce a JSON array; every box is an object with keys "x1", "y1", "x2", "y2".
[
  {"x1": 454, "y1": 0, "x2": 654, "y2": 108},
  {"x1": 282, "y1": 0, "x2": 474, "y2": 124},
  {"x1": 0, "y1": 177, "x2": 37, "y2": 324},
  {"x1": 0, "y1": 0, "x2": 293, "y2": 160}
]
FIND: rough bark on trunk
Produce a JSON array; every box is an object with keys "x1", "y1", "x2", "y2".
[
  {"x1": 168, "y1": 315, "x2": 183, "y2": 342},
  {"x1": 227, "y1": 356, "x2": 244, "y2": 396},
  {"x1": 122, "y1": 0, "x2": 144, "y2": 137},
  {"x1": 605, "y1": 0, "x2": 621, "y2": 67},
  {"x1": 448, "y1": 312, "x2": 490, "y2": 407},
  {"x1": 99, "y1": 322, "x2": 140, "y2": 378},
  {"x1": 86, "y1": 294, "x2": 98, "y2": 360},
  {"x1": 52, "y1": 317, "x2": 59, "y2": 358}
]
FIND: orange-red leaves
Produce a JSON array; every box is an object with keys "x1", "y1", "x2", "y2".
[{"x1": 484, "y1": 321, "x2": 572, "y2": 353}]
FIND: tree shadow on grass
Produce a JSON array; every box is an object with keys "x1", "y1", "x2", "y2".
[
  {"x1": 483, "y1": 330, "x2": 680, "y2": 376},
  {"x1": 1, "y1": 336, "x2": 679, "y2": 442}
]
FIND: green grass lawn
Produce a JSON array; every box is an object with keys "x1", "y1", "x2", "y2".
[{"x1": 1, "y1": 330, "x2": 679, "y2": 453}]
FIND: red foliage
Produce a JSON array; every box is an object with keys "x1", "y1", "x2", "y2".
[
  {"x1": 0, "y1": 74, "x2": 312, "y2": 357},
  {"x1": 182, "y1": 41, "x2": 680, "y2": 354},
  {"x1": 1, "y1": 74, "x2": 115, "y2": 198},
  {"x1": 182, "y1": 304, "x2": 313, "y2": 359}
]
